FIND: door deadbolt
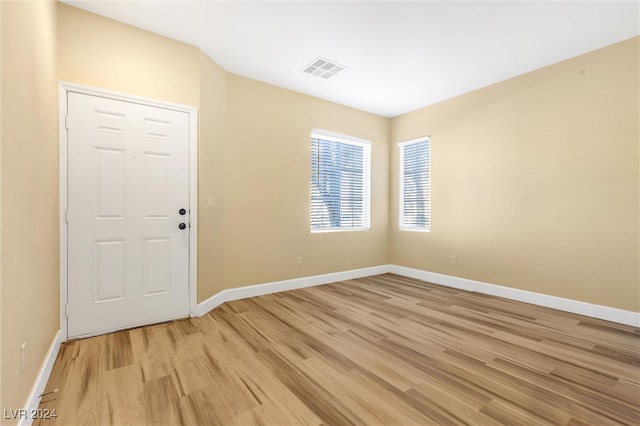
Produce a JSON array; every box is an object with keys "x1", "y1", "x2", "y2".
[{"x1": 179, "y1": 208, "x2": 186, "y2": 215}]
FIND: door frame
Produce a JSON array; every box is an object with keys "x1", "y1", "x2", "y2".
[{"x1": 58, "y1": 81, "x2": 198, "y2": 340}]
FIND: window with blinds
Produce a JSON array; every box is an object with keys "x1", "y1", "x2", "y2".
[
  {"x1": 399, "y1": 137, "x2": 431, "y2": 231},
  {"x1": 310, "y1": 130, "x2": 371, "y2": 232}
]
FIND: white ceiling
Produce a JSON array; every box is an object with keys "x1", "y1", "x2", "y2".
[{"x1": 63, "y1": 1, "x2": 639, "y2": 117}]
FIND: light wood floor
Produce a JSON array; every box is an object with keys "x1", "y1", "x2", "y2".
[{"x1": 37, "y1": 274, "x2": 639, "y2": 425}]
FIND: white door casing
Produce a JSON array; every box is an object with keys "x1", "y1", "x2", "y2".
[{"x1": 61, "y1": 84, "x2": 197, "y2": 339}]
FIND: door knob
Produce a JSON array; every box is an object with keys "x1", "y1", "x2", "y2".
[
  {"x1": 178, "y1": 223, "x2": 186, "y2": 230},
  {"x1": 179, "y1": 208, "x2": 186, "y2": 215}
]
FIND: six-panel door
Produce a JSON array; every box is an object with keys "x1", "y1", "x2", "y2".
[{"x1": 67, "y1": 92, "x2": 190, "y2": 338}]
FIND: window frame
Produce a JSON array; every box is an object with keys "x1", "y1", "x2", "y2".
[
  {"x1": 310, "y1": 129, "x2": 371, "y2": 233},
  {"x1": 398, "y1": 136, "x2": 431, "y2": 232}
]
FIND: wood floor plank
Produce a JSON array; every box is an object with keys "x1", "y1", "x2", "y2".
[
  {"x1": 480, "y1": 398, "x2": 554, "y2": 425},
  {"x1": 298, "y1": 357, "x2": 422, "y2": 425},
  {"x1": 38, "y1": 273, "x2": 640, "y2": 425},
  {"x1": 99, "y1": 364, "x2": 144, "y2": 425},
  {"x1": 141, "y1": 375, "x2": 186, "y2": 425},
  {"x1": 488, "y1": 357, "x2": 638, "y2": 424}
]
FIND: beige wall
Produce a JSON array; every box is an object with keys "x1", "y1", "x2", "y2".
[
  {"x1": 1, "y1": 0, "x2": 59, "y2": 419},
  {"x1": 224, "y1": 75, "x2": 389, "y2": 288},
  {"x1": 390, "y1": 37, "x2": 640, "y2": 312},
  {"x1": 57, "y1": 4, "x2": 199, "y2": 107},
  {"x1": 197, "y1": 52, "x2": 227, "y2": 300}
]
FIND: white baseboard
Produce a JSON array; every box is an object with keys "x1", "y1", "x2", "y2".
[
  {"x1": 389, "y1": 265, "x2": 640, "y2": 327},
  {"x1": 195, "y1": 264, "x2": 639, "y2": 327},
  {"x1": 17, "y1": 268, "x2": 634, "y2": 425},
  {"x1": 19, "y1": 329, "x2": 63, "y2": 426},
  {"x1": 195, "y1": 265, "x2": 390, "y2": 317}
]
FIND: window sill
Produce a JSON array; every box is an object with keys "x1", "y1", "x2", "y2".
[
  {"x1": 311, "y1": 227, "x2": 370, "y2": 234},
  {"x1": 399, "y1": 227, "x2": 431, "y2": 233}
]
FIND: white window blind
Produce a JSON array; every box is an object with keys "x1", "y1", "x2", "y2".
[
  {"x1": 399, "y1": 137, "x2": 431, "y2": 231},
  {"x1": 311, "y1": 130, "x2": 371, "y2": 232}
]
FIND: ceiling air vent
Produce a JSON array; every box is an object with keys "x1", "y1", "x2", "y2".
[{"x1": 302, "y1": 57, "x2": 346, "y2": 79}]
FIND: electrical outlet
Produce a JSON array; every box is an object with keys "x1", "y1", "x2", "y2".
[
  {"x1": 450, "y1": 255, "x2": 457, "y2": 265},
  {"x1": 21, "y1": 342, "x2": 27, "y2": 374},
  {"x1": 296, "y1": 256, "x2": 302, "y2": 266}
]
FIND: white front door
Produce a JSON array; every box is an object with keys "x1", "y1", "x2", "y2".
[{"x1": 66, "y1": 92, "x2": 190, "y2": 338}]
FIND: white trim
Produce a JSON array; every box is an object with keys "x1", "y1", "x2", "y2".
[
  {"x1": 188, "y1": 109, "x2": 199, "y2": 316},
  {"x1": 311, "y1": 128, "x2": 370, "y2": 146},
  {"x1": 196, "y1": 264, "x2": 639, "y2": 327},
  {"x1": 195, "y1": 265, "x2": 389, "y2": 316},
  {"x1": 310, "y1": 130, "x2": 372, "y2": 232},
  {"x1": 398, "y1": 136, "x2": 431, "y2": 232},
  {"x1": 19, "y1": 330, "x2": 63, "y2": 426},
  {"x1": 397, "y1": 135, "x2": 431, "y2": 147},
  {"x1": 58, "y1": 81, "x2": 198, "y2": 340},
  {"x1": 59, "y1": 81, "x2": 198, "y2": 114},
  {"x1": 58, "y1": 86, "x2": 69, "y2": 340},
  {"x1": 389, "y1": 265, "x2": 640, "y2": 327},
  {"x1": 310, "y1": 226, "x2": 370, "y2": 234},
  {"x1": 195, "y1": 291, "x2": 227, "y2": 317}
]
